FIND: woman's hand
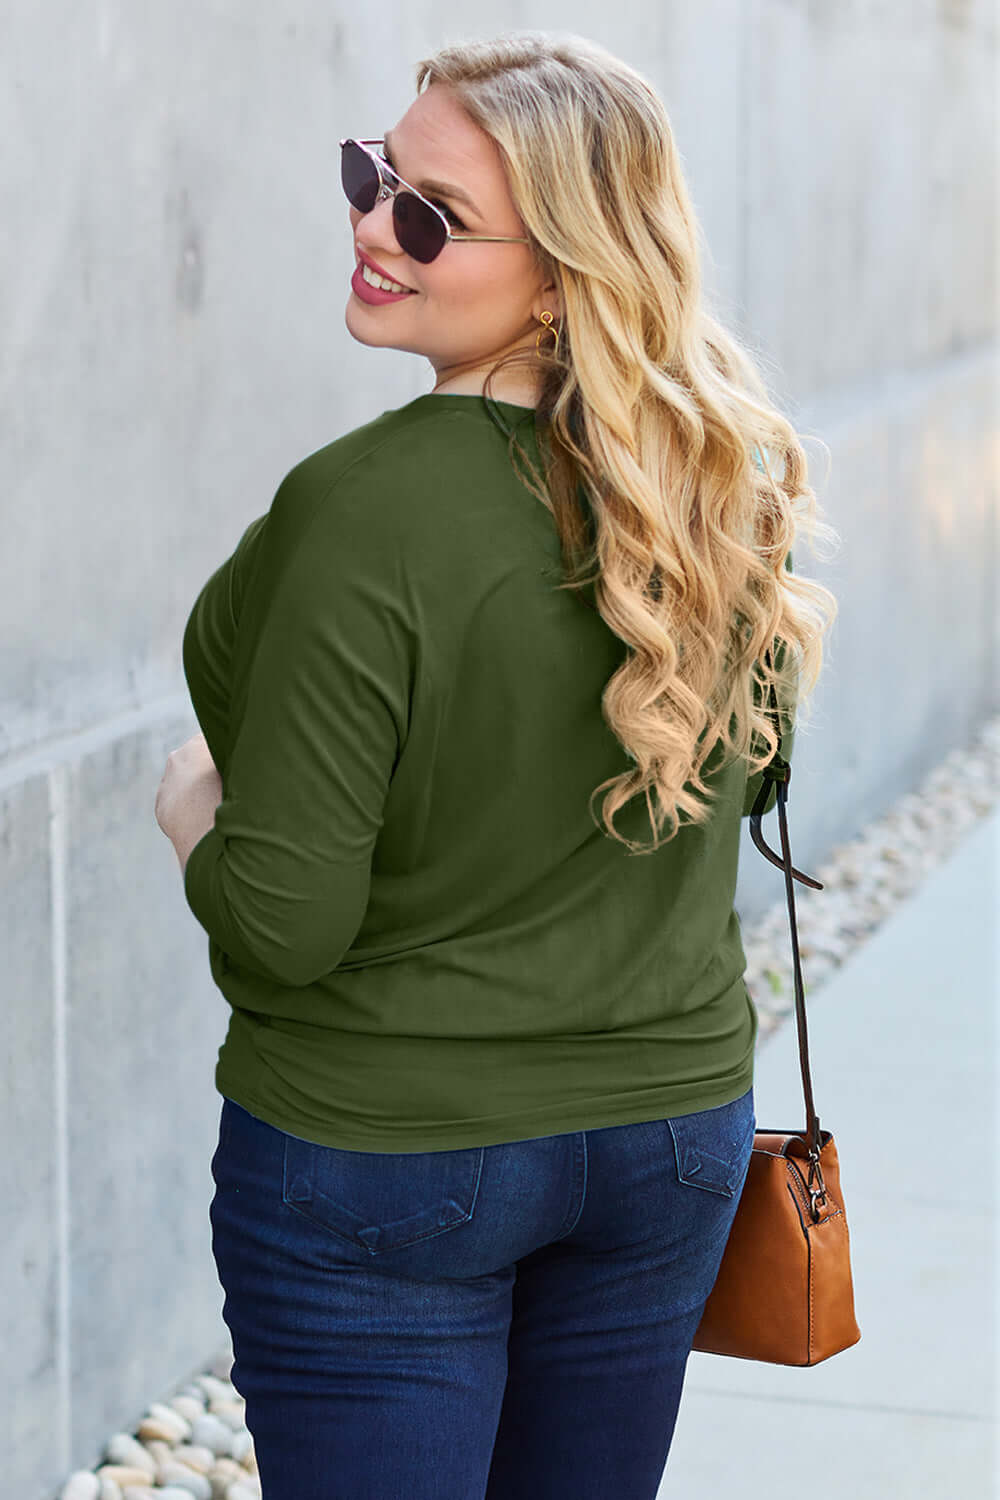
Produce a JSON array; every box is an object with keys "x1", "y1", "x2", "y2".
[{"x1": 155, "y1": 732, "x2": 224, "y2": 874}]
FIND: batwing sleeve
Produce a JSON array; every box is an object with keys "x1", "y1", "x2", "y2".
[
  {"x1": 182, "y1": 514, "x2": 268, "y2": 779},
  {"x1": 182, "y1": 477, "x2": 413, "y2": 987}
]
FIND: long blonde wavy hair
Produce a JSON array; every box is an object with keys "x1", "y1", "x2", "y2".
[{"x1": 414, "y1": 31, "x2": 840, "y2": 853}]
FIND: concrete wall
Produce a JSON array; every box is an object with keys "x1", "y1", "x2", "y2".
[{"x1": 3, "y1": 3, "x2": 995, "y2": 1495}]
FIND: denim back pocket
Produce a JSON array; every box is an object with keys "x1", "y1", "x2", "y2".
[
  {"x1": 666, "y1": 1087, "x2": 755, "y2": 1198},
  {"x1": 282, "y1": 1135, "x2": 486, "y2": 1255}
]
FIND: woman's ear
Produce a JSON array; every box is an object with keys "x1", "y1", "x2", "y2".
[
  {"x1": 533, "y1": 269, "x2": 563, "y2": 325},
  {"x1": 534, "y1": 293, "x2": 562, "y2": 325}
]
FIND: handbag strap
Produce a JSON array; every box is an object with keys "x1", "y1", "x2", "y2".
[{"x1": 746, "y1": 649, "x2": 827, "y2": 1188}]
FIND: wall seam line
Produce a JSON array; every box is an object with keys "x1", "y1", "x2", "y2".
[{"x1": 50, "y1": 764, "x2": 71, "y2": 1471}]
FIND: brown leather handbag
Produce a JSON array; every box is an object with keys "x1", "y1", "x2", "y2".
[{"x1": 691, "y1": 671, "x2": 862, "y2": 1366}]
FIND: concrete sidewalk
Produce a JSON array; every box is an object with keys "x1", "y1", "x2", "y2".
[{"x1": 659, "y1": 805, "x2": 998, "y2": 1499}]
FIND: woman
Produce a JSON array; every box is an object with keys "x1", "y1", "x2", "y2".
[{"x1": 156, "y1": 29, "x2": 837, "y2": 1500}]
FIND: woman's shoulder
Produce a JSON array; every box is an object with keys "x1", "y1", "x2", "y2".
[
  {"x1": 268, "y1": 398, "x2": 497, "y2": 544},
  {"x1": 293, "y1": 397, "x2": 483, "y2": 485}
]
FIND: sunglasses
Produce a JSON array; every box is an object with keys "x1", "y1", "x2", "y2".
[{"x1": 339, "y1": 137, "x2": 531, "y2": 265}]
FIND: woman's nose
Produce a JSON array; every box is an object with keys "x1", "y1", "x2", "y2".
[{"x1": 361, "y1": 194, "x2": 404, "y2": 250}]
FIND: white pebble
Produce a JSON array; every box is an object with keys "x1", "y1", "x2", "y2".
[
  {"x1": 168, "y1": 1444, "x2": 215, "y2": 1474},
  {"x1": 210, "y1": 1457, "x2": 245, "y2": 1480},
  {"x1": 140, "y1": 1402, "x2": 190, "y2": 1443},
  {"x1": 196, "y1": 1374, "x2": 235, "y2": 1405},
  {"x1": 104, "y1": 1436, "x2": 156, "y2": 1476},
  {"x1": 169, "y1": 1394, "x2": 206, "y2": 1424},
  {"x1": 209, "y1": 1458, "x2": 247, "y2": 1496},
  {"x1": 190, "y1": 1413, "x2": 235, "y2": 1457},
  {"x1": 155, "y1": 1467, "x2": 212, "y2": 1500},
  {"x1": 97, "y1": 1480, "x2": 123, "y2": 1500},
  {"x1": 96, "y1": 1469, "x2": 155, "y2": 1489},
  {"x1": 228, "y1": 1430, "x2": 253, "y2": 1464},
  {"x1": 151, "y1": 1397, "x2": 193, "y2": 1425},
  {"x1": 143, "y1": 1439, "x2": 173, "y2": 1469},
  {"x1": 61, "y1": 1474, "x2": 100, "y2": 1500},
  {"x1": 226, "y1": 1484, "x2": 259, "y2": 1500},
  {"x1": 207, "y1": 1397, "x2": 247, "y2": 1432}
]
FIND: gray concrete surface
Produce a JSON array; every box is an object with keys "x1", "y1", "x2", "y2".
[
  {"x1": 2, "y1": 5, "x2": 996, "y2": 1498},
  {"x1": 661, "y1": 804, "x2": 999, "y2": 1498}
]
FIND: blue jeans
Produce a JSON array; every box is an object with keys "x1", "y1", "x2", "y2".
[{"x1": 209, "y1": 1084, "x2": 755, "y2": 1500}]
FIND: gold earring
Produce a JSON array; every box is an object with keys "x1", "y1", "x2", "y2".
[{"x1": 535, "y1": 310, "x2": 560, "y2": 359}]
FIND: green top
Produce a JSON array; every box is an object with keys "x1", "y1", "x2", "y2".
[{"x1": 182, "y1": 392, "x2": 794, "y2": 1152}]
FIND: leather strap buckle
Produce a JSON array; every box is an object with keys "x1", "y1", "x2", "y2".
[{"x1": 806, "y1": 1153, "x2": 828, "y2": 1218}]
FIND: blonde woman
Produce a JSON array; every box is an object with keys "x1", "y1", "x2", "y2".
[{"x1": 158, "y1": 29, "x2": 838, "y2": 1500}]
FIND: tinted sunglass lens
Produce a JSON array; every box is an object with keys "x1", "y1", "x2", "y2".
[
  {"x1": 341, "y1": 141, "x2": 379, "y2": 212},
  {"x1": 394, "y1": 193, "x2": 446, "y2": 264}
]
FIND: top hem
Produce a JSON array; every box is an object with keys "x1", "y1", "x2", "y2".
[{"x1": 213, "y1": 1060, "x2": 757, "y2": 1154}]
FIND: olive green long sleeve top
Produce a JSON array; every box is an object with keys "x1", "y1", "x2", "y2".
[{"x1": 182, "y1": 392, "x2": 794, "y2": 1152}]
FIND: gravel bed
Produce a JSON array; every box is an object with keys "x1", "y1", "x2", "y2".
[
  {"x1": 57, "y1": 713, "x2": 999, "y2": 1500},
  {"x1": 58, "y1": 1350, "x2": 258, "y2": 1499},
  {"x1": 745, "y1": 712, "x2": 1000, "y2": 1039}
]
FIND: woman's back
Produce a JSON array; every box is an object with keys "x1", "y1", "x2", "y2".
[{"x1": 182, "y1": 393, "x2": 767, "y2": 1152}]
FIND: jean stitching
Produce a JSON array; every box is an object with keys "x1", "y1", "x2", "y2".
[{"x1": 281, "y1": 1140, "x2": 487, "y2": 1254}]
